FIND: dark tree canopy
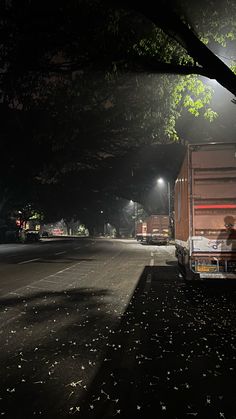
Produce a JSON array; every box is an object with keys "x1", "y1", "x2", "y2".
[{"x1": 1, "y1": 0, "x2": 236, "y2": 222}]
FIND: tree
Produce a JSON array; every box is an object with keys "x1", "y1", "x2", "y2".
[
  {"x1": 1, "y1": 0, "x2": 236, "y2": 221},
  {"x1": 122, "y1": 0, "x2": 236, "y2": 95}
]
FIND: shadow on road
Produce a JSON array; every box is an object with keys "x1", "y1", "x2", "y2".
[
  {"x1": 0, "y1": 287, "x2": 116, "y2": 418},
  {"x1": 0, "y1": 265, "x2": 236, "y2": 418}
]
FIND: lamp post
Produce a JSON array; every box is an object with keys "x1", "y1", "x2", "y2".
[
  {"x1": 157, "y1": 178, "x2": 171, "y2": 218},
  {"x1": 130, "y1": 200, "x2": 137, "y2": 237},
  {"x1": 100, "y1": 210, "x2": 105, "y2": 236}
]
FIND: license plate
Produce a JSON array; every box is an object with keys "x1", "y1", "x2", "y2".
[{"x1": 196, "y1": 266, "x2": 217, "y2": 273}]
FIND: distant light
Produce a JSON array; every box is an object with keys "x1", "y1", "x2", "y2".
[
  {"x1": 157, "y1": 178, "x2": 164, "y2": 185},
  {"x1": 100, "y1": 210, "x2": 104, "y2": 213}
]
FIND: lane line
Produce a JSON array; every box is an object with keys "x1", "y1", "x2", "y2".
[
  {"x1": 1, "y1": 260, "x2": 84, "y2": 326},
  {"x1": 18, "y1": 258, "x2": 40, "y2": 265}
]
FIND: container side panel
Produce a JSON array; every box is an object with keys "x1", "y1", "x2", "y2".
[
  {"x1": 191, "y1": 145, "x2": 236, "y2": 254},
  {"x1": 191, "y1": 146, "x2": 236, "y2": 168}
]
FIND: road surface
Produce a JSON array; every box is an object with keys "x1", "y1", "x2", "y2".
[{"x1": 0, "y1": 238, "x2": 235, "y2": 418}]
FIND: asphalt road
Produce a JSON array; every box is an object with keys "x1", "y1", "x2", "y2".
[
  {"x1": 0, "y1": 238, "x2": 236, "y2": 419},
  {"x1": 0, "y1": 237, "x2": 100, "y2": 295}
]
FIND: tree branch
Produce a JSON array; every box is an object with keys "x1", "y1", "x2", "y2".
[{"x1": 122, "y1": 0, "x2": 236, "y2": 97}]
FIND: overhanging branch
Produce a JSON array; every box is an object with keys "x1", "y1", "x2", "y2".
[{"x1": 122, "y1": 0, "x2": 236, "y2": 98}]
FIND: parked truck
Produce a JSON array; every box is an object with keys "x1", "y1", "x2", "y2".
[
  {"x1": 174, "y1": 142, "x2": 236, "y2": 280},
  {"x1": 136, "y1": 214, "x2": 170, "y2": 244}
]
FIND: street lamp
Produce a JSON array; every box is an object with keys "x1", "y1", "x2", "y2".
[
  {"x1": 157, "y1": 178, "x2": 171, "y2": 218},
  {"x1": 129, "y1": 200, "x2": 137, "y2": 237},
  {"x1": 100, "y1": 210, "x2": 105, "y2": 235}
]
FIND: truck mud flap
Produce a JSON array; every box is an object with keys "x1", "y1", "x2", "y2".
[{"x1": 177, "y1": 262, "x2": 203, "y2": 282}]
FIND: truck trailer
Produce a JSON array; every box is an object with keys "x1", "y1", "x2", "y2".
[
  {"x1": 136, "y1": 214, "x2": 170, "y2": 245},
  {"x1": 174, "y1": 142, "x2": 236, "y2": 280}
]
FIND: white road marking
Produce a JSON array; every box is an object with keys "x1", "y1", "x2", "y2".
[
  {"x1": 54, "y1": 251, "x2": 66, "y2": 255},
  {"x1": 1, "y1": 260, "x2": 84, "y2": 326},
  {"x1": 18, "y1": 258, "x2": 40, "y2": 265}
]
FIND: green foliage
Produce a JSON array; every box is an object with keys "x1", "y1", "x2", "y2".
[
  {"x1": 133, "y1": 27, "x2": 193, "y2": 65},
  {"x1": 163, "y1": 75, "x2": 217, "y2": 140},
  {"x1": 181, "y1": 0, "x2": 236, "y2": 49},
  {"x1": 203, "y1": 108, "x2": 218, "y2": 122},
  {"x1": 18, "y1": 205, "x2": 44, "y2": 224},
  {"x1": 130, "y1": 18, "x2": 221, "y2": 142},
  {"x1": 29, "y1": 211, "x2": 44, "y2": 222},
  {"x1": 231, "y1": 64, "x2": 236, "y2": 74},
  {"x1": 164, "y1": 114, "x2": 180, "y2": 141}
]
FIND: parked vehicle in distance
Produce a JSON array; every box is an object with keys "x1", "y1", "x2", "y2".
[
  {"x1": 174, "y1": 142, "x2": 236, "y2": 280},
  {"x1": 25, "y1": 230, "x2": 41, "y2": 243},
  {"x1": 136, "y1": 214, "x2": 170, "y2": 245},
  {"x1": 41, "y1": 231, "x2": 49, "y2": 238}
]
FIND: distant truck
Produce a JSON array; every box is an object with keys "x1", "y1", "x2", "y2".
[
  {"x1": 174, "y1": 142, "x2": 236, "y2": 280},
  {"x1": 136, "y1": 214, "x2": 170, "y2": 245}
]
